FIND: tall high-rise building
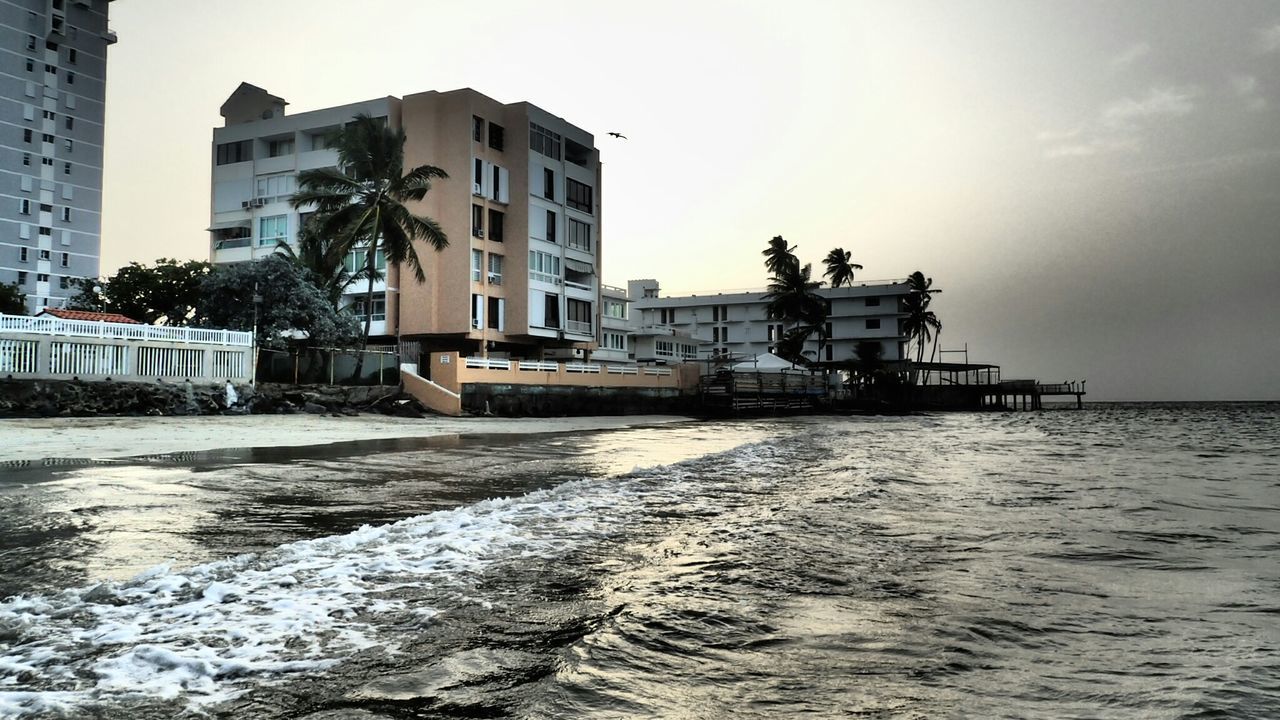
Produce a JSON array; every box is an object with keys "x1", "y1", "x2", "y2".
[
  {"x1": 209, "y1": 85, "x2": 603, "y2": 359},
  {"x1": 1, "y1": 0, "x2": 114, "y2": 312}
]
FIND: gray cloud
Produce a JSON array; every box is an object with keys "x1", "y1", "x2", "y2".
[
  {"x1": 1230, "y1": 74, "x2": 1267, "y2": 110},
  {"x1": 1040, "y1": 86, "x2": 1199, "y2": 159},
  {"x1": 1256, "y1": 23, "x2": 1280, "y2": 53},
  {"x1": 1111, "y1": 42, "x2": 1151, "y2": 67}
]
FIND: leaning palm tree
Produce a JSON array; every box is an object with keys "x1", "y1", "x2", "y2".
[
  {"x1": 762, "y1": 235, "x2": 799, "y2": 277},
  {"x1": 291, "y1": 114, "x2": 449, "y2": 378},
  {"x1": 274, "y1": 218, "x2": 373, "y2": 311},
  {"x1": 905, "y1": 270, "x2": 941, "y2": 383},
  {"x1": 902, "y1": 291, "x2": 941, "y2": 385},
  {"x1": 823, "y1": 247, "x2": 863, "y2": 288}
]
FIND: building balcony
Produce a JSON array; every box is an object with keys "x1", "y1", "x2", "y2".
[{"x1": 566, "y1": 320, "x2": 593, "y2": 337}]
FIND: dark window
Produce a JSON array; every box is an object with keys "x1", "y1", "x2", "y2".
[
  {"x1": 25, "y1": 59, "x2": 33, "y2": 72},
  {"x1": 45, "y1": 41, "x2": 57, "y2": 51},
  {"x1": 22, "y1": 153, "x2": 31, "y2": 166},
  {"x1": 65, "y1": 116, "x2": 73, "y2": 130},
  {"x1": 487, "y1": 297, "x2": 501, "y2": 330},
  {"x1": 23, "y1": 129, "x2": 32, "y2": 144},
  {"x1": 59, "y1": 276, "x2": 69, "y2": 289},
  {"x1": 37, "y1": 273, "x2": 48, "y2": 282},
  {"x1": 471, "y1": 204, "x2": 483, "y2": 236},
  {"x1": 45, "y1": 64, "x2": 55, "y2": 74},
  {"x1": 544, "y1": 293, "x2": 560, "y2": 328},
  {"x1": 488, "y1": 123, "x2": 504, "y2": 151},
  {"x1": 473, "y1": 158, "x2": 483, "y2": 190},
  {"x1": 19, "y1": 248, "x2": 28, "y2": 262},
  {"x1": 566, "y1": 178, "x2": 593, "y2": 213},
  {"x1": 60, "y1": 252, "x2": 69, "y2": 267},
  {"x1": 38, "y1": 248, "x2": 50, "y2": 259},
  {"x1": 866, "y1": 318, "x2": 881, "y2": 330},
  {"x1": 824, "y1": 322, "x2": 832, "y2": 337},
  {"x1": 63, "y1": 162, "x2": 71, "y2": 175},
  {"x1": 546, "y1": 210, "x2": 556, "y2": 243},
  {"x1": 825, "y1": 345, "x2": 833, "y2": 361},
  {"x1": 865, "y1": 296, "x2": 881, "y2": 306},
  {"x1": 41, "y1": 133, "x2": 54, "y2": 143},
  {"x1": 487, "y1": 209, "x2": 504, "y2": 242},
  {"x1": 27, "y1": 36, "x2": 36, "y2": 50},
  {"x1": 543, "y1": 168, "x2": 554, "y2": 200},
  {"x1": 68, "y1": 48, "x2": 77, "y2": 64},
  {"x1": 215, "y1": 140, "x2": 252, "y2": 165},
  {"x1": 19, "y1": 200, "x2": 30, "y2": 215},
  {"x1": 41, "y1": 157, "x2": 53, "y2": 166},
  {"x1": 39, "y1": 203, "x2": 51, "y2": 213},
  {"x1": 17, "y1": 272, "x2": 27, "y2": 285},
  {"x1": 529, "y1": 123, "x2": 561, "y2": 160},
  {"x1": 38, "y1": 227, "x2": 50, "y2": 236},
  {"x1": 472, "y1": 116, "x2": 483, "y2": 142},
  {"x1": 66, "y1": 72, "x2": 74, "y2": 85}
]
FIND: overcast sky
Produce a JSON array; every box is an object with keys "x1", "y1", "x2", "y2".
[{"x1": 100, "y1": 0, "x2": 1280, "y2": 401}]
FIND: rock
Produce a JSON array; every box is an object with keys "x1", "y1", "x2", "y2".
[{"x1": 303, "y1": 401, "x2": 327, "y2": 414}]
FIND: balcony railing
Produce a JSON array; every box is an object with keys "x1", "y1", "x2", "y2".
[
  {"x1": 0, "y1": 313, "x2": 253, "y2": 347},
  {"x1": 566, "y1": 320, "x2": 592, "y2": 335}
]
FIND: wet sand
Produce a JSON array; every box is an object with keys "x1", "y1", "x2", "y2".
[{"x1": 0, "y1": 414, "x2": 693, "y2": 463}]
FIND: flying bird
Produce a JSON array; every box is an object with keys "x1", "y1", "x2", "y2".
[{"x1": 608, "y1": 132, "x2": 628, "y2": 139}]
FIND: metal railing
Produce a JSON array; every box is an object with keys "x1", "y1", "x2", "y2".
[
  {"x1": 0, "y1": 313, "x2": 252, "y2": 347},
  {"x1": 566, "y1": 320, "x2": 592, "y2": 335},
  {"x1": 464, "y1": 356, "x2": 512, "y2": 370}
]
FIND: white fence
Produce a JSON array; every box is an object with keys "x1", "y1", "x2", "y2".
[
  {"x1": 0, "y1": 314, "x2": 253, "y2": 384},
  {"x1": 0, "y1": 313, "x2": 252, "y2": 347}
]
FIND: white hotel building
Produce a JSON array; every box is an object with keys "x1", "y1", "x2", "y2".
[{"x1": 629, "y1": 278, "x2": 913, "y2": 364}]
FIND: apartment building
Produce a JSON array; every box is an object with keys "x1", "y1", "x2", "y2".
[
  {"x1": 209, "y1": 85, "x2": 602, "y2": 357},
  {"x1": 1, "y1": 0, "x2": 114, "y2": 312},
  {"x1": 630, "y1": 278, "x2": 913, "y2": 363}
]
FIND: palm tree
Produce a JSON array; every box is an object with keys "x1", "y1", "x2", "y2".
[
  {"x1": 291, "y1": 114, "x2": 449, "y2": 378},
  {"x1": 902, "y1": 291, "x2": 941, "y2": 385},
  {"x1": 764, "y1": 261, "x2": 827, "y2": 363},
  {"x1": 904, "y1": 270, "x2": 941, "y2": 383},
  {"x1": 273, "y1": 218, "x2": 373, "y2": 311},
  {"x1": 762, "y1": 235, "x2": 799, "y2": 277},
  {"x1": 823, "y1": 247, "x2": 863, "y2": 288}
]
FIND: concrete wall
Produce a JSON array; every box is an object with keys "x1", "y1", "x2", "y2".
[
  {"x1": 426, "y1": 352, "x2": 698, "y2": 394},
  {"x1": 0, "y1": 332, "x2": 252, "y2": 383}
]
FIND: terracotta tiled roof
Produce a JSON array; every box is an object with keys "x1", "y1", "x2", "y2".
[{"x1": 38, "y1": 308, "x2": 143, "y2": 325}]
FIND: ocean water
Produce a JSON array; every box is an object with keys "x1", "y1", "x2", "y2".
[{"x1": 0, "y1": 404, "x2": 1277, "y2": 719}]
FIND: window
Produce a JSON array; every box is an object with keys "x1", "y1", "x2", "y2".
[
  {"x1": 712, "y1": 327, "x2": 719, "y2": 343},
  {"x1": 43, "y1": 110, "x2": 55, "y2": 120},
  {"x1": 656, "y1": 340, "x2": 673, "y2": 357},
  {"x1": 471, "y1": 249, "x2": 483, "y2": 282},
  {"x1": 59, "y1": 276, "x2": 70, "y2": 290},
  {"x1": 42, "y1": 134, "x2": 55, "y2": 143},
  {"x1": 63, "y1": 162, "x2": 71, "y2": 175},
  {"x1": 865, "y1": 296, "x2": 881, "y2": 306},
  {"x1": 65, "y1": 116, "x2": 73, "y2": 130},
  {"x1": 23, "y1": 129, "x2": 32, "y2": 144},
  {"x1": 543, "y1": 293, "x2": 560, "y2": 328},
  {"x1": 255, "y1": 174, "x2": 295, "y2": 199},
  {"x1": 604, "y1": 332, "x2": 626, "y2": 351},
  {"x1": 27, "y1": 36, "x2": 36, "y2": 50},
  {"x1": 267, "y1": 138, "x2": 294, "y2": 157},
  {"x1": 487, "y1": 253, "x2": 503, "y2": 285},
  {"x1": 565, "y1": 138, "x2": 591, "y2": 167},
  {"x1": 60, "y1": 252, "x2": 69, "y2": 267},
  {"x1": 528, "y1": 251, "x2": 560, "y2": 283},
  {"x1": 825, "y1": 345, "x2": 833, "y2": 361},
  {"x1": 68, "y1": 48, "x2": 77, "y2": 65},
  {"x1": 45, "y1": 64, "x2": 55, "y2": 75},
  {"x1": 66, "y1": 72, "x2": 74, "y2": 85},
  {"x1": 308, "y1": 133, "x2": 331, "y2": 151},
  {"x1": 26, "y1": 59, "x2": 34, "y2": 72},
  {"x1": 487, "y1": 296, "x2": 503, "y2": 330},
  {"x1": 257, "y1": 215, "x2": 287, "y2": 246},
  {"x1": 38, "y1": 227, "x2": 51, "y2": 236},
  {"x1": 488, "y1": 208, "x2": 504, "y2": 242},
  {"x1": 61, "y1": 207, "x2": 71, "y2": 222},
  {"x1": 567, "y1": 299, "x2": 592, "y2": 333},
  {"x1": 721, "y1": 326, "x2": 729, "y2": 342},
  {"x1": 546, "y1": 210, "x2": 556, "y2": 243},
  {"x1": 566, "y1": 178, "x2": 593, "y2": 213},
  {"x1": 22, "y1": 153, "x2": 31, "y2": 167},
  {"x1": 472, "y1": 116, "x2": 484, "y2": 142},
  {"x1": 604, "y1": 300, "x2": 626, "y2": 319},
  {"x1": 342, "y1": 247, "x2": 385, "y2": 274},
  {"x1": 567, "y1": 219, "x2": 591, "y2": 252},
  {"x1": 488, "y1": 122, "x2": 504, "y2": 151},
  {"x1": 215, "y1": 140, "x2": 252, "y2": 165},
  {"x1": 543, "y1": 168, "x2": 555, "y2": 200},
  {"x1": 866, "y1": 318, "x2": 881, "y2": 330},
  {"x1": 473, "y1": 158, "x2": 483, "y2": 193},
  {"x1": 529, "y1": 123, "x2": 561, "y2": 160},
  {"x1": 19, "y1": 200, "x2": 31, "y2": 215},
  {"x1": 471, "y1": 204, "x2": 483, "y2": 236},
  {"x1": 36, "y1": 273, "x2": 49, "y2": 283},
  {"x1": 41, "y1": 157, "x2": 53, "y2": 167},
  {"x1": 659, "y1": 308, "x2": 675, "y2": 324},
  {"x1": 471, "y1": 293, "x2": 483, "y2": 329},
  {"x1": 17, "y1": 272, "x2": 27, "y2": 285},
  {"x1": 19, "y1": 248, "x2": 29, "y2": 263},
  {"x1": 712, "y1": 305, "x2": 728, "y2": 322},
  {"x1": 46, "y1": 41, "x2": 58, "y2": 51},
  {"x1": 352, "y1": 297, "x2": 386, "y2": 322},
  {"x1": 63, "y1": 139, "x2": 73, "y2": 152}
]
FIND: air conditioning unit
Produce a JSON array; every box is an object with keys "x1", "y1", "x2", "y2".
[
  {"x1": 471, "y1": 319, "x2": 482, "y2": 329},
  {"x1": 487, "y1": 272, "x2": 501, "y2": 283},
  {"x1": 251, "y1": 198, "x2": 266, "y2": 208},
  {"x1": 472, "y1": 183, "x2": 483, "y2": 195},
  {"x1": 241, "y1": 200, "x2": 251, "y2": 209},
  {"x1": 473, "y1": 228, "x2": 484, "y2": 238}
]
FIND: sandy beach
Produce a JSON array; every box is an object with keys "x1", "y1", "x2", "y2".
[{"x1": 0, "y1": 414, "x2": 693, "y2": 463}]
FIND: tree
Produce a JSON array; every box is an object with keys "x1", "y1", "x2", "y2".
[
  {"x1": 195, "y1": 254, "x2": 360, "y2": 350},
  {"x1": 292, "y1": 114, "x2": 449, "y2": 375},
  {"x1": 903, "y1": 287, "x2": 942, "y2": 385},
  {"x1": 904, "y1": 271, "x2": 942, "y2": 384},
  {"x1": 66, "y1": 259, "x2": 211, "y2": 325},
  {"x1": 762, "y1": 235, "x2": 799, "y2": 277},
  {"x1": 823, "y1": 247, "x2": 863, "y2": 288},
  {"x1": 273, "y1": 217, "x2": 377, "y2": 311},
  {"x1": 0, "y1": 282, "x2": 26, "y2": 315},
  {"x1": 763, "y1": 258, "x2": 828, "y2": 364}
]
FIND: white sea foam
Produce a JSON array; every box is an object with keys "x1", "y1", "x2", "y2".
[{"x1": 0, "y1": 478, "x2": 643, "y2": 717}]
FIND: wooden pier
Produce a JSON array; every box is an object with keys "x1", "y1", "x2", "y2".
[{"x1": 982, "y1": 380, "x2": 1085, "y2": 410}]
